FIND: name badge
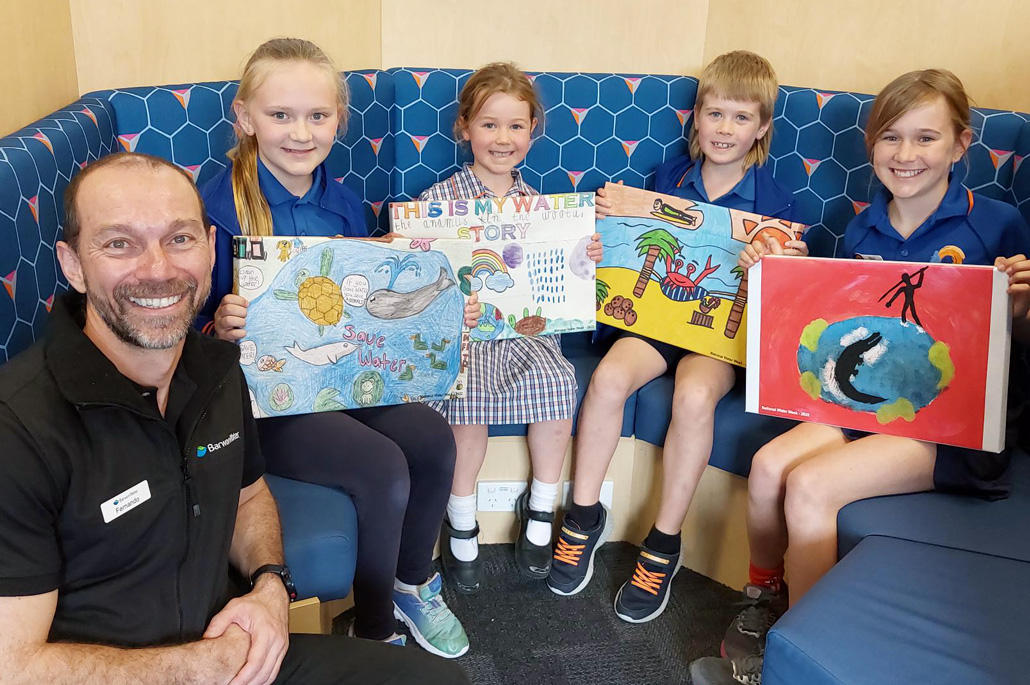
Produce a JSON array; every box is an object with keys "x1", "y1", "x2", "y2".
[{"x1": 100, "y1": 480, "x2": 152, "y2": 523}]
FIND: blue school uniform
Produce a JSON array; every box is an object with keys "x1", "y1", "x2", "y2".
[
  {"x1": 198, "y1": 159, "x2": 456, "y2": 640},
  {"x1": 844, "y1": 173, "x2": 1030, "y2": 265},
  {"x1": 841, "y1": 174, "x2": 1030, "y2": 499},
  {"x1": 601, "y1": 154, "x2": 799, "y2": 359},
  {"x1": 197, "y1": 159, "x2": 368, "y2": 332},
  {"x1": 653, "y1": 154, "x2": 797, "y2": 220}
]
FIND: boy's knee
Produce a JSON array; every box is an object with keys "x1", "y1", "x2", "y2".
[
  {"x1": 671, "y1": 381, "x2": 721, "y2": 417},
  {"x1": 589, "y1": 360, "x2": 634, "y2": 402}
]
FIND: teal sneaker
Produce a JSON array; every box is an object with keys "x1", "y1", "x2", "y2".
[
  {"x1": 347, "y1": 620, "x2": 407, "y2": 647},
  {"x1": 393, "y1": 572, "x2": 469, "y2": 658}
]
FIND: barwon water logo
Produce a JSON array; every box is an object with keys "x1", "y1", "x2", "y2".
[{"x1": 197, "y1": 431, "x2": 240, "y2": 457}]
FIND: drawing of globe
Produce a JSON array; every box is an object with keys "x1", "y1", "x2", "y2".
[
  {"x1": 796, "y1": 315, "x2": 953, "y2": 424},
  {"x1": 471, "y1": 302, "x2": 506, "y2": 342}
]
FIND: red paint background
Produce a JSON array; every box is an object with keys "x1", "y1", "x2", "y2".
[{"x1": 756, "y1": 257, "x2": 996, "y2": 448}]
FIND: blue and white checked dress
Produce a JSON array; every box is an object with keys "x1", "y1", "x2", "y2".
[{"x1": 420, "y1": 164, "x2": 578, "y2": 425}]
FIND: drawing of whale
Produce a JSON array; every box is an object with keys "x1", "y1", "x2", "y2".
[
  {"x1": 285, "y1": 340, "x2": 359, "y2": 365},
  {"x1": 365, "y1": 267, "x2": 455, "y2": 320}
]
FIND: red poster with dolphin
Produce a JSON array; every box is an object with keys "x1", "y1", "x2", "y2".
[{"x1": 746, "y1": 256, "x2": 1010, "y2": 452}]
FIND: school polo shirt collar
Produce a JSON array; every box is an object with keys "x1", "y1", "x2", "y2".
[
  {"x1": 257, "y1": 158, "x2": 327, "y2": 208},
  {"x1": 856, "y1": 173, "x2": 973, "y2": 242},
  {"x1": 453, "y1": 163, "x2": 534, "y2": 199},
  {"x1": 679, "y1": 160, "x2": 756, "y2": 204}
]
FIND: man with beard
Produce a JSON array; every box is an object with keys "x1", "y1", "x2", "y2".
[{"x1": 0, "y1": 153, "x2": 468, "y2": 685}]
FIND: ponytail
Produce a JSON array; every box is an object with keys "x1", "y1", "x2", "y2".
[{"x1": 229, "y1": 134, "x2": 274, "y2": 236}]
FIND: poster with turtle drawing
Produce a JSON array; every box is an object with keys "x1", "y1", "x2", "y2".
[
  {"x1": 233, "y1": 236, "x2": 472, "y2": 418},
  {"x1": 594, "y1": 183, "x2": 807, "y2": 366},
  {"x1": 390, "y1": 193, "x2": 596, "y2": 341},
  {"x1": 746, "y1": 256, "x2": 1011, "y2": 452}
]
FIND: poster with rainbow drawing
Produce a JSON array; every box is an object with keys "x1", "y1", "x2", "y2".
[{"x1": 390, "y1": 193, "x2": 596, "y2": 341}]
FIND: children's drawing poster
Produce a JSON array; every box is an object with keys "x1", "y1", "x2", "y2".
[
  {"x1": 746, "y1": 256, "x2": 1011, "y2": 452},
  {"x1": 390, "y1": 193, "x2": 596, "y2": 341},
  {"x1": 595, "y1": 183, "x2": 806, "y2": 366},
  {"x1": 234, "y1": 236, "x2": 472, "y2": 418}
]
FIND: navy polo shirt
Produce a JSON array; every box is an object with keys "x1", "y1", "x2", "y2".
[
  {"x1": 844, "y1": 174, "x2": 1030, "y2": 266},
  {"x1": 660, "y1": 160, "x2": 757, "y2": 213},
  {"x1": 257, "y1": 160, "x2": 341, "y2": 237}
]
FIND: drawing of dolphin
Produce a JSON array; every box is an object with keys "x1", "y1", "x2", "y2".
[
  {"x1": 365, "y1": 267, "x2": 455, "y2": 320},
  {"x1": 285, "y1": 340, "x2": 359, "y2": 365}
]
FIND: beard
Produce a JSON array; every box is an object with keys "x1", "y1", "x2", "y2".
[{"x1": 85, "y1": 275, "x2": 209, "y2": 350}]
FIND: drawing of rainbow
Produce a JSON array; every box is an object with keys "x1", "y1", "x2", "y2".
[{"x1": 471, "y1": 249, "x2": 507, "y2": 279}]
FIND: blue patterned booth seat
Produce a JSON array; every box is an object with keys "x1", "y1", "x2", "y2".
[{"x1": 4, "y1": 69, "x2": 1030, "y2": 664}]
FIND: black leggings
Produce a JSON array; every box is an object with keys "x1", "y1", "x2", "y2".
[{"x1": 258, "y1": 404, "x2": 456, "y2": 639}]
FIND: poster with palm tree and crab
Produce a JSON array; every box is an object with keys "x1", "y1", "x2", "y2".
[{"x1": 595, "y1": 183, "x2": 807, "y2": 366}]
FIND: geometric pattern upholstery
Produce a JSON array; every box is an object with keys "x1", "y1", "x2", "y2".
[{"x1": 3, "y1": 68, "x2": 1030, "y2": 366}]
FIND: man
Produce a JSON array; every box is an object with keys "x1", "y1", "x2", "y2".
[{"x1": 0, "y1": 152, "x2": 467, "y2": 685}]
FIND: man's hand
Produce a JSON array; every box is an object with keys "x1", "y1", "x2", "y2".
[{"x1": 203, "y1": 576, "x2": 289, "y2": 685}]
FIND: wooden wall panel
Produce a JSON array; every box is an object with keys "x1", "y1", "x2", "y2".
[
  {"x1": 0, "y1": 0, "x2": 79, "y2": 136},
  {"x1": 70, "y1": 0, "x2": 383, "y2": 93}
]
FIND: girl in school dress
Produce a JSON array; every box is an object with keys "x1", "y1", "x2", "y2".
[{"x1": 421, "y1": 62, "x2": 603, "y2": 593}]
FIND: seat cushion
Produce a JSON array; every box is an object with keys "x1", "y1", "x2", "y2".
[
  {"x1": 264, "y1": 474, "x2": 358, "y2": 602},
  {"x1": 837, "y1": 450, "x2": 1030, "y2": 562},
  {"x1": 764, "y1": 536, "x2": 1030, "y2": 685},
  {"x1": 487, "y1": 332, "x2": 637, "y2": 438},
  {"x1": 633, "y1": 373, "x2": 796, "y2": 477}
]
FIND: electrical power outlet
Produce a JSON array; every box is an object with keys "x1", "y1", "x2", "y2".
[
  {"x1": 560, "y1": 480, "x2": 614, "y2": 509},
  {"x1": 476, "y1": 481, "x2": 529, "y2": 512}
]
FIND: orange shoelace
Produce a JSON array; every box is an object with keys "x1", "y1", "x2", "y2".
[
  {"x1": 629, "y1": 562, "x2": 666, "y2": 596},
  {"x1": 553, "y1": 537, "x2": 585, "y2": 566}
]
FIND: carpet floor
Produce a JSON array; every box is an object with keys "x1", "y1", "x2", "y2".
[{"x1": 333, "y1": 541, "x2": 741, "y2": 684}]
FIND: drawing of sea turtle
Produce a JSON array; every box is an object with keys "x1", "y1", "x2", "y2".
[
  {"x1": 274, "y1": 248, "x2": 343, "y2": 335},
  {"x1": 508, "y1": 307, "x2": 547, "y2": 336}
]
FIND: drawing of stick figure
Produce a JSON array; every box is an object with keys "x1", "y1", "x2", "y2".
[{"x1": 878, "y1": 266, "x2": 928, "y2": 327}]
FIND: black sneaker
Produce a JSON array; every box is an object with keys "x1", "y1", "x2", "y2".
[
  {"x1": 613, "y1": 543, "x2": 681, "y2": 622},
  {"x1": 546, "y1": 504, "x2": 613, "y2": 596},
  {"x1": 690, "y1": 655, "x2": 763, "y2": 685},
  {"x1": 514, "y1": 491, "x2": 554, "y2": 579},
  {"x1": 439, "y1": 516, "x2": 482, "y2": 594},
  {"x1": 721, "y1": 584, "x2": 788, "y2": 659}
]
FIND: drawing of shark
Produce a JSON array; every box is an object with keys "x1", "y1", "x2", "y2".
[
  {"x1": 284, "y1": 340, "x2": 359, "y2": 365},
  {"x1": 365, "y1": 267, "x2": 455, "y2": 320}
]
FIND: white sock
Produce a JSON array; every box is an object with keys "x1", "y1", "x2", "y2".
[
  {"x1": 446, "y1": 493, "x2": 479, "y2": 562},
  {"x1": 526, "y1": 478, "x2": 559, "y2": 547},
  {"x1": 394, "y1": 578, "x2": 419, "y2": 593}
]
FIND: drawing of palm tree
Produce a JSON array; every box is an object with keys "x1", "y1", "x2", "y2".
[
  {"x1": 595, "y1": 278, "x2": 610, "y2": 310},
  {"x1": 724, "y1": 265, "x2": 747, "y2": 339},
  {"x1": 633, "y1": 229, "x2": 680, "y2": 298}
]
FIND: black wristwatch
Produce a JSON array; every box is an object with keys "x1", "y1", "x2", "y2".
[{"x1": 251, "y1": 564, "x2": 298, "y2": 602}]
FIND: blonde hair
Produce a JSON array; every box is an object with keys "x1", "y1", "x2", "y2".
[
  {"x1": 864, "y1": 69, "x2": 972, "y2": 161},
  {"x1": 454, "y1": 62, "x2": 542, "y2": 142},
  {"x1": 688, "y1": 50, "x2": 779, "y2": 169},
  {"x1": 229, "y1": 38, "x2": 349, "y2": 236}
]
